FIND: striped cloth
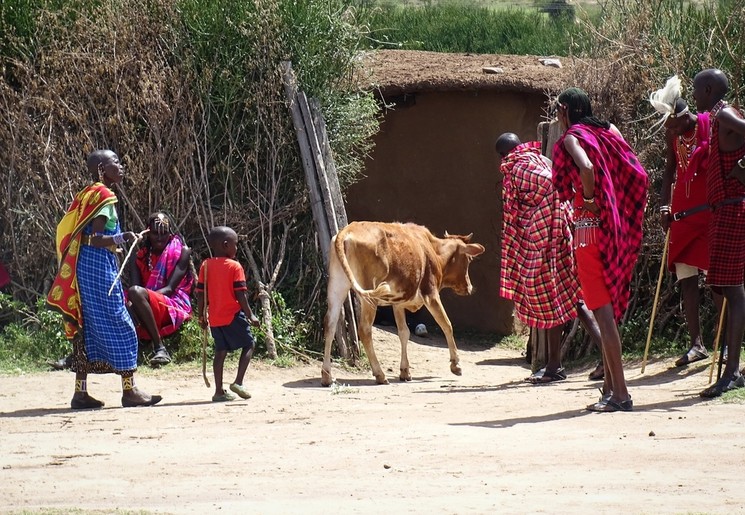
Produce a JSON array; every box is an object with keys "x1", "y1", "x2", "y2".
[
  {"x1": 552, "y1": 124, "x2": 648, "y2": 322},
  {"x1": 77, "y1": 222, "x2": 139, "y2": 372},
  {"x1": 499, "y1": 141, "x2": 578, "y2": 329},
  {"x1": 706, "y1": 105, "x2": 745, "y2": 287}
]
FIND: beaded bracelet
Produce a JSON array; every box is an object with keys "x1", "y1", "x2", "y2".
[{"x1": 112, "y1": 233, "x2": 126, "y2": 245}]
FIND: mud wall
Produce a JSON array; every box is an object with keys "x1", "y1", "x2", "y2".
[{"x1": 345, "y1": 90, "x2": 547, "y2": 335}]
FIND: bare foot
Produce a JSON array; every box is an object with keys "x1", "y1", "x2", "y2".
[{"x1": 121, "y1": 387, "x2": 162, "y2": 408}]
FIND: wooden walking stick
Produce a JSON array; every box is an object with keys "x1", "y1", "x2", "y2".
[
  {"x1": 641, "y1": 230, "x2": 670, "y2": 374},
  {"x1": 201, "y1": 261, "x2": 211, "y2": 388},
  {"x1": 108, "y1": 228, "x2": 150, "y2": 296},
  {"x1": 708, "y1": 298, "x2": 728, "y2": 384}
]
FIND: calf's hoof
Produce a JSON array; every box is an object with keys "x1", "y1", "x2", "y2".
[
  {"x1": 450, "y1": 362, "x2": 462, "y2": 376},
  {"x1": 399, "y1": 369, "x2": 412, "y2": 381},
  {"x1": 321, "y1": 369, "x2": 333, "y2": 387},
  {"x1": 374, "y1": 373, "x2": 389, "y2": 385}
]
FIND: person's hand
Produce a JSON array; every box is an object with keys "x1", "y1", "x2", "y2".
[
  {"x1": 198, "y1": 316, "x2": 208, "y2": 329},
  {"x1": 122, "y1": 231, "x2": 138, "y2": 244},
  {"x1": 581, "y1": 201, "x2": 600, "y2": 216},
  {"x1": 659, "y1": 212, "x2": 671, "y2": 232},
  {"x1": 727, "y1": 165, "x2": 745, "y2": 186},
  {"x1": 249, "y1": 313, "x2": 260, "y2": 327}
]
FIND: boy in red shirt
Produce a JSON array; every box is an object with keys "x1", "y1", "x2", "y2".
[{"x1": 196, "y1": 226, "x2": 260, "y2": 402}]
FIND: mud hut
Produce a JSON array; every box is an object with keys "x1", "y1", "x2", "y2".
[{"x1": 351, "y1": 50, "x2": 573, "y2": 335}]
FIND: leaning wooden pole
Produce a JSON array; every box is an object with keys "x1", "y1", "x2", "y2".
[
  {"x1": 708, "y1": 298, "x2": 728, "y2": 384},
  {"x1": 280, "y1": 60, "x2": 358, "y2": 360},
  {"x1": 641, "y1": 230, "x2": 670, "y2": 374}
]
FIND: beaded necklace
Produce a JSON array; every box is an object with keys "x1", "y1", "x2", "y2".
[
  {"x1": 676, "y1": 118, "x2": 698, "y2": 199},
  {"x1": 709, "y1": 99, "x2": 728, "y2": 143}
]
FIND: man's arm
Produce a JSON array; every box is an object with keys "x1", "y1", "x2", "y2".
[
  {"x1": 563, "y1": 134, "x2": 600, "y2": 215},
  {"x1": 158, "y1": 246, "x2": 192, "y2": 297},
  {"x1": 720, "y1": 108, "x2": 745, "y2": 185},
  {"x1": 236, "y1": 290, "x2": 260, "y2": 327}
]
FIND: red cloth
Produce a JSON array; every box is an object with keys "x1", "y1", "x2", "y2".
[
  {"x1": 668, "y1": 113, "x2": 711, "y2": 271},
  {"x1": 706, "y1": 105, "x2": 745, "y2": 286},
  {"x1": 499, "y1": 141, "x2": 578, "y2": 329},
  {"x1": 575, "y1": 244, "x2": 611, "y2": 310},
  {"x1": 552, "y1": 124, "x2": 648, "y2": 322},
  {"x1": 135, "y1": 289, "x2": 178, "y2": 340},
  {"x1": 195, "y1": 257, "x2": 247, "y2": 327}
]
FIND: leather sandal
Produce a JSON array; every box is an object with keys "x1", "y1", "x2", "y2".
[{"x1": 149, "y1": 347, "x2": 172, "y2": 366}]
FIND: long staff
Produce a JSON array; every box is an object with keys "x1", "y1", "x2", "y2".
[
  {"x1": 201, "y1": 260, "x2": 211, "y2": 388},
  {"x1": 641, "y1": 230, "x2": 670, "y2": 374},
  {"x1": 708, "y1": 298, "x2": 728, "y2": 384},
  {"x1": 108, "y1": 228, "x2": 149, "y2": 296}
]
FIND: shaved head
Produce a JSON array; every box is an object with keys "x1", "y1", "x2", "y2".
[
  {"x1": 495, "y1": 133, "x2": 522, "y2": 156},
  {"x1": 692, "y1": 68, "x2": 729, "y2": 111}
]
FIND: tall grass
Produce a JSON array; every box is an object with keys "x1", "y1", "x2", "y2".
[{"x1": 361, "y1": 1, "x2": 585, "y2": 54}]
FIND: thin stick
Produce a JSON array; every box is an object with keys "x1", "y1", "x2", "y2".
[
  {"x1": 201, "y1": 260, "x2": 211, "y2": 388},
  {"x1": 108, "y1": 229, "x2": 149, "y2": 296},
  {"x1": 641, "y1": 230, "x2": 670, "y2": 374},
  {"x1": 708, "y1": 298, "x2": 728, "y2": 384}
]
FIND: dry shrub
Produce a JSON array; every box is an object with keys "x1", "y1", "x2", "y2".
[
  {"x1": 0, "y1": 0, "x2": 198, "y2": 298},
  {"x1": 0, "y1": 0, "x2": 379, "y2": 354}
]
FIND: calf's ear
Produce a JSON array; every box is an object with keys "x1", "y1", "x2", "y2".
[{"x1": 466, "y1": 243, "x2": 485, "y2": 257}]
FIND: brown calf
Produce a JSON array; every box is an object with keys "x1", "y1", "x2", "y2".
[{"x1": 322, "y1": 221, "x2": 485, "y2": 386}]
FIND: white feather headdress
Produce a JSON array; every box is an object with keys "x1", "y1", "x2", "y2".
[{"x1": 648, "y1": 75, "x2": 688, "y2": 134}]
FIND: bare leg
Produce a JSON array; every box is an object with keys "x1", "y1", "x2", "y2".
[
  {"x1": 213, "y1": 349, "x2": 228, "y2": 397},
  {"x1": 526, "y1": 325, "x2": 567, "y2": 384},
  {"x1": 577, "y1": 303, "x2": 605, "y2": 383},
  {"x1": 545, "y1": 324, "x2": 563, "y2": 373},
  {"x1": 680, "y1": 276, "x2": 704, "y2": 351},
  {"x1": 701, "y1": 285, "x2": 745, "y2": 398},
  {"x1": 593, "y1": 303, "x2": 630, "y2": 405},
  {"x1": 127, "y1": 286, "x2": 162, "y2": 352},
  {"x1": 233, "y1": 345, "x2": 254, "y2": 386}
]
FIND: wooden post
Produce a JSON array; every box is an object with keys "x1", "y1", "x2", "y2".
[{"x1": 280, "y1": 61, "x2": 358, "y2": 360}]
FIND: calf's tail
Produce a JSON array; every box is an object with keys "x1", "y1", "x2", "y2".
[{"x1": 334, "y1": 233, "x2": 395, "y2": 303}]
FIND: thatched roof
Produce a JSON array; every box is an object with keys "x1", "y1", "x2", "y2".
[{"x1": 359, "y1": 50, "x2": 574, "y2": 97}]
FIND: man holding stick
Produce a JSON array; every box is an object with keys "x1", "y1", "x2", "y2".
[{"x1": 649, "y1": 76, "x2": 721, "y2": 367}]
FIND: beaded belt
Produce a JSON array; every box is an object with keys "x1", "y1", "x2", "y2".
[
  {"x1": 80, "y1": 235, "x2": 118, "y2": 253},
  {"x1": 574, "y1": 218, "x2": 600, "y2": 248}
]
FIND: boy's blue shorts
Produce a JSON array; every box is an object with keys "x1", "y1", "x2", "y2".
[{"x1": 210, "y1": 311, "x2": 256, "y2": 352}]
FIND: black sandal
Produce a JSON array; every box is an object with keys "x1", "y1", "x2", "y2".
[
  {"x1": 149, "y1": 347, "x2": 172, "y2": 366},
  {"x1": 700, "y1": 374, "x2": 744, "y2": 398}
]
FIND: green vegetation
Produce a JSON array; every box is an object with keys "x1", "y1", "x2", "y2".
[{"x1": 361, "y1": 1, "x2": 586, "y2": 54}]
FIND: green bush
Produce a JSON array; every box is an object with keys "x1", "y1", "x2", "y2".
[{"x1": 0, "y1": 295, "x2": 68, "y2": 371}]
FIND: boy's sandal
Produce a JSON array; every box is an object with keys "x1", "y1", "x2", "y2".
[
  {"x1": 229, "y1": 383, "x2": 252, "y2": 399},
  {"x1": 212, "y1": 390, "x2": 235, "y2": 402}
]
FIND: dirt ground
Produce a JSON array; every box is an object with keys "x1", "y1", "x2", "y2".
[{"x1": 1, "y1": 326, "x2": 744, "y2": 515}]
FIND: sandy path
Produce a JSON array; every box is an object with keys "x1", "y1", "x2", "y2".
[{"x1": 1, "y1": 327, "x2": 743, "y2": 514}]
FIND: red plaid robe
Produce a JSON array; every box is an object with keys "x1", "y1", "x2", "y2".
[
  {"x1": 499, "y1": 141, "x2": 578, "y2": 328},
  {"x1": 552, "y1": 125, "x2": 648, "y2": 322},
  {"x1": 707, "y1": 105, "x2": 745, "y2": 286}
]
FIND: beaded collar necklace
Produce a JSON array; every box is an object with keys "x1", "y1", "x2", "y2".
[{"x1": 709, "y1": 99, "x2": 728, "y2": 144}]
